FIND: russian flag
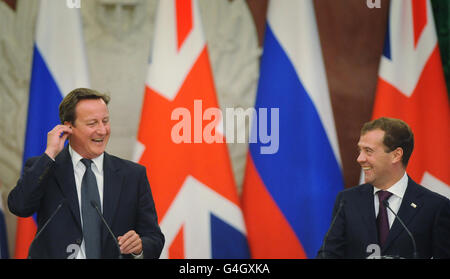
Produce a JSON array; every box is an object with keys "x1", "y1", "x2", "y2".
[
  {"x1": 135, "y1": 0, "x2": 249, "y2": 258},
  {"x1": 372, "y1": 0, "x2": 450, "y2": 198},
  {"x1": 242, "y1": 0, "x2": 343, "y2": 258},
  {"x1": 15, "y1": 0, "x2": 89, "y2": 259}
]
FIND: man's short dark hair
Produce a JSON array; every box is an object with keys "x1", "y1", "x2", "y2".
[
  {"x1": 361, "y1": 117, "x2": 414, "y2": 167},
  {"x1": 59, "y1": 88, "x2": 110, "y2": 125}
]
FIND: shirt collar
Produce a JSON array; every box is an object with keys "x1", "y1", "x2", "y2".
[
  {"x1": 373, "y1": 172, "x2": 408, "y2": 199},
  {"x1": 68, "y1": 145, "x2": 104, "y2": 173}
]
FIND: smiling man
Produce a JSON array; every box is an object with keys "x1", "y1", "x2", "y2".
[
  {"x1": 317, "y1": 117, "x2": 450, "y2": 259},
  {"x1": 9, "y1": 88, "x2": 164, "y2": 259}
]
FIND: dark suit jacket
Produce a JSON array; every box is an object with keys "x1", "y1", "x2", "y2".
[
  {"x1": 8, "y1": 147, "x2": 165, "y2": 259},
  {"x1": 317, "y1": 177, "x2": 450, "y2": 259}
]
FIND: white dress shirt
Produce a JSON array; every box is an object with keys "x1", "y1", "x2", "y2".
[
  {"x1": 373, "y1": 172, "x2": 408, "y2": 228},
  {"x1": 69, "y1": 145, "x2": 104, "y2": 259}
]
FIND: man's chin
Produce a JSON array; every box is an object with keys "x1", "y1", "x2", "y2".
[
  {"x1": 87, "y1": 147, "x2": 106, "y2": 158},
  {"x1": 363, "y1": 174, "x2": 374, "y2": 185}
]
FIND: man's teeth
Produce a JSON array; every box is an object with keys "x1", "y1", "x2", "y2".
[
  {"x1": 92, "y1": 139, "x2": 103, "y2": 142},
  {"x1": 362, "y1": 167, "x2": 371, "y2": 170}
]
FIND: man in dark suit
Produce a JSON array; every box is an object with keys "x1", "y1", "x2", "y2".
[
  {"x1": 317, "y1": 117, "x2": 450, "y2": 259},
  {"x1": 8, "y1": 88, "x2": 164, "y2": 259}
]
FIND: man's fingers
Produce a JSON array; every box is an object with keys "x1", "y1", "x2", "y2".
[
  {"x1": 60, "y1": 131, "x2": 70, "y2": 142},
  {"x1": 118, "y1": 230, "x2": 135, "y2": 245},
  {"x1": 45, "y1": 125, "x2": 73, "y2": 159},
  {"x1": 55, "y1": 125, "x2": 72, "y2": 136},
  {"x1": 48, "y1": 125, "x2": 72, "y2": 140},
  {"x1": 51, "y1": 124, "x2": 71, "y2": 132},
  {"x1": 118, "y1": 230, "x2": 142, "y2": 254},
  {"x1": 120, "y1": 233, "x2": 138, "y2": 252},
  {"x1": 122, "y1": 238, "x2": 141, "y2": 254}
]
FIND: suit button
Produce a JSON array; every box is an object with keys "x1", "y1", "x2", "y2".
[{"x1": 75, "y1": 238, "x2": 82, "y2": 245}]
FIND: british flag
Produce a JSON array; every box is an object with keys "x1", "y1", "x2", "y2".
[
  {"x1": 135, "y1": 0, "x2": 249, "y2": 258},
  {"x1": 372, "y1": 0, "x2": 450, "y2": 198}
]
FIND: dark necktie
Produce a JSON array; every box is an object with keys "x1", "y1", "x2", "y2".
[
  {"x1": 377, "y1": 190, "x2": 393, "y2": 248},
  {"x1": 80, "y1": 158, "x2": 102, "y2": 259}
]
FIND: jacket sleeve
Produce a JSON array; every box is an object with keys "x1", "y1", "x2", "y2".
[
  {"x1": 433, "y1": 197, "x2": 450, "y2": 258},
  {"x1": 135, "y1": 166, "x2": 165, "y2": 259},
  {"x1": 8, "y1": 153, "x2": 55, "y2": 217}
]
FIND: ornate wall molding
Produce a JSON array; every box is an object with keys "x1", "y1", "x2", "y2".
[
  {"x1": 199, "y1": 0, "x2": 260, "y2": 190},
  {"x1": 0, "y1": 0, "x2": 38, "y2": 190},
  {"x1": 0, "y1": 0, "x2": 39, "y2": 258}
]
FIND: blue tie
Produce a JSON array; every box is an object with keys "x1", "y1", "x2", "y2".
[{"x1": 80, "y1": 158, "x2": 102, "y2": 258}]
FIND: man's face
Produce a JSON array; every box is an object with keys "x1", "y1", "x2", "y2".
[
  {"x1": 357, "y1": 129, "x2": 396, "y2": 188},
  {"x1": 68, "y1": 98, "x2": 110, "y2": 159}
]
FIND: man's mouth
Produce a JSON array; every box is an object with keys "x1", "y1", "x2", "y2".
[{"x1": 92, "y1": 138, "x2": 104, "y2": 143}]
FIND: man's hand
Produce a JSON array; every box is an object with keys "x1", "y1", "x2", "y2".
[
  {"x1": 118, "y1": 230, "x2": 143, "y2": 255},
  {"x1": 44, "y1": 124, "x2": 72, "y2": 160}
]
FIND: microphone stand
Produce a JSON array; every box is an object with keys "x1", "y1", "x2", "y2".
[
  {"x1": 382, "y1": 200, "x2": 419, "y2": 259},
  {"x1": 90, "y1": 201, "x2": 123, "y2": 259},
  {"x1": 28, "y1": 201, "x2": 65, "y2": 259},
  {"x1": 319, "y1": 200, "x2": 345, "y2": 259}
]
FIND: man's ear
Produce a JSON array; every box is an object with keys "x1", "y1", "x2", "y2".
[
  {"x1": 63, "y1": 121, "x2": 73, "y2": 128},
  {"x1": 391, "y1": 147, "x2": 403, "y2": 164}
]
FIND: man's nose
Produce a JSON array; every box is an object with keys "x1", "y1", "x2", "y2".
[
  {"x1": 96, "y1": 123, "x2": 108, "y2": 135},
  {"x1": 356, "y1": 151, "x2": 366, "y2": 164}
]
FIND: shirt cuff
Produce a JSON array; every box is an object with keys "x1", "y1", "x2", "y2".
[{"x1": 131, "y1": 251, "x2": 144, "y2": 259}]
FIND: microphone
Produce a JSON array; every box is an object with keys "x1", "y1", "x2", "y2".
[
  {"x1": 90, "y1": 201, "x2": 123, "y2": 259},
  {"x1": 28, "y1": 200, "x2": 65, "y2": 259},
  {"x1": 319, "y1": 200, "x2": 345, "y2": 259},
  {"x1": 382, "y1": 200, "x2": 418, "y2": 259}
]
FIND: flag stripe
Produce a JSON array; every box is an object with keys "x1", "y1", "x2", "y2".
[
  {"x1": 242, "y1": 154, "x2": 306, "y2": 258},
  {"x1": 23, "y1": 46, "x2": 64, "y2": 163},
  {"x1": 14, "y1": 217, "x2": 36, "y2": 259},
  {"x1": 412, "y1": 0, "x2": 427, "y2": 47},
  {"x1": 176, "y1": 0, "x2": 193, "y2": 50},
  {"x1": 211, "y1": 214, "x2": 250, "y2": 259}
]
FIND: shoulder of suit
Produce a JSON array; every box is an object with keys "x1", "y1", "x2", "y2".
[
  {"x1": 340, "y1": 183, "x2": 372, "y2": 194},
  {"x1": 104, "y1": 152, "x2": 146, "y2": 171},
  {"x1": 409, "y1": 178, "x2": 450, "y2": 203},
  {"x1": 25, "y1": 155, "x2": 40, "y2": 164},
  {"x1": 25, "y1": 152, "x2": 55, "y2": 167}
]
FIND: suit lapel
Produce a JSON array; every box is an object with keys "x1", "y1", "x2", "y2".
[
  {"x1": 357, "y1": 184, "x2": 378, "y2": 245},
  {"x1": 102, "y1": 152, "x2": 123, "y2": 245},
  {"x1": 382, "y1": 177, "x2": 422, "y2": 253},
  {"x1": 54, "y1": 146, "x2": 82, "y2": 231}
]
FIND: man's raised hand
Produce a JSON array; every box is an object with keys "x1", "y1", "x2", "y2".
[{"x1": 44, "y1": 124, "x2": 72, "y2": 160}]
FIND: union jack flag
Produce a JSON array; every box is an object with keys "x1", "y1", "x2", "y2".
[{"x1": 372, "y1": 0, "x2": 450, "y2": 198}]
